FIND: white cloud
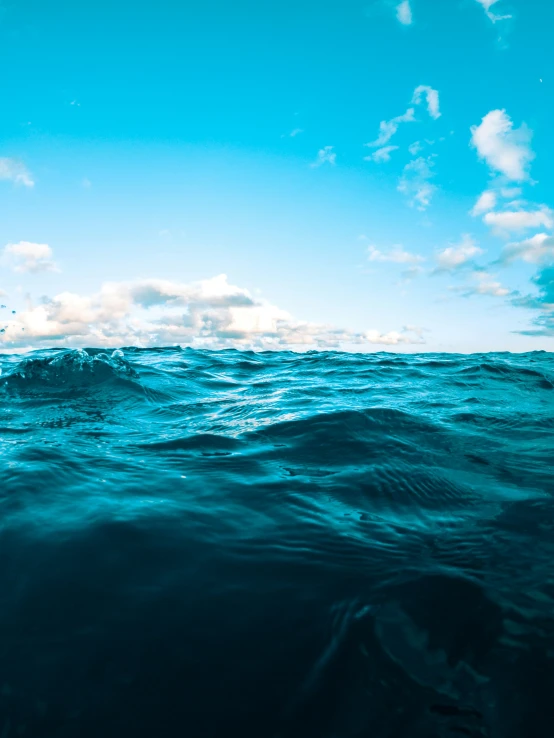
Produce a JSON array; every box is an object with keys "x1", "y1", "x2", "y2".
[
  {"x1": 470, "y1": 110, "x2": 534, "y2": 181},
  {"x1": 396, "y1": 0, "x2": 413, "y2": 25},
  {"x1": 500, "y1": 187, "x2": 522, "y2": 199},
  {"x1": 483, "y1": 206, "x2": 554, "y2": 234},
  {"x1": 365, "y1": 84, "x2": 439, "y2": 156},
  {"x1": 282, "y1": 128, "x2": 304, "y2": 138},
  {"x1": 311, "y1": 146, "x2": 336, "y2": 167},
  {"x1": 412, "y1": 85, "x2": 441, "y2": 120},
  {"x1": 127, "y1": 273, "x2": 255, "y2": 309},
  {"x1": 471, "y1": 190, "x2": 497, "y2": 216},
  {"x1": 466, "y1": 272, "x2": 510, "y2": 297},
  {"x1": 449, "y1": 271, "x2": 509, "y2": 298},
  {"x1": 400, "y1": 265, "x2": 425, "y2": 282},
  {"x1": 366, "y1": 108, "x2": 415, "y2": 148},
  {"x1": 0, "y1": 158, "x2": 35, "y2": 187},
  {"x1": 0, "y1": 274, "x2": 426, "y2": 350},
  {"x1": 397, "y1": 156, "x2": 437, "y2": 210},
  {"x1": 435, "y1": 235, "x2": 483, "y2": 271},
  {"x1": 364, "y1": 145, "x2": 399, "y2": 163},
  {"x1": 368, "y1": 245, "x2": 425, "y2": 264},
  {"x1": 475, "y1": 0, "x2": 512, "y2": 23},
  {"x1": 2, "y1": 242, "x2": 58, "y2": 273},
  {"x1": 408, "y1": 141, "x2": 423, "y2": 156},
  {"x1": 499, "y1": 233, "x2": 554, "y2": 264}
]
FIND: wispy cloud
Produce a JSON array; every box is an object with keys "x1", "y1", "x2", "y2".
[
  {"x1": 458, "y1": 271, "x2": 510, "y2": 297},
  {"x1": 282, "y1": 128, "x2": 304, "y2": 138},
  {"x1": 398, "y1": 155, "x2": 437, "y2": 210},
  {"x1": 2, "y1": 242, "x2": 59, "y2": 273},
  {"x1": 396, "y1": 0, "x2": 413, "y2": 25},
  {"x1": 513, "y1": 266, "x2": 554, "y2": 311},
  {"x1": 311, "y1": 146, "x2": 336, "y2": 167},
  {"x1": 400, "y1": 265, "x2": 425, "y2": 282},
  {"x1": 412, "y1": 85, "x2": 441, "y2": 120},
  {"x1": 475, "y1": 0, "x2": 512, "y2": 23},
  {"x1": 368, "y1": 244, "x2": 425, "y2": 264},
  {"x1": 470, "y1": 109, "x2": 534, "y2": 181},
  {"x1": 364, "y1": 145, "x2": 399, "y2": 163},
  {"x1": 511, "y1": 265, "x2": 554, "y2": 335},
  {"x1": 0, "y1": 158, "x2": 35, "y2": 187},
  {"x1": 0, "y1": 274, "x2": 426, "y2": 349},
  {"x1": 365, "y1": 84, "x2": 440, "y2": 162},
  {"x1": 366, "y1": 108, "x2": 415, "y2": 148}
]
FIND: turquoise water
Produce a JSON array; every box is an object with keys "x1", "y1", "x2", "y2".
[{"x1": 1, "y1": 347, "x2": 554, "y2": 736}]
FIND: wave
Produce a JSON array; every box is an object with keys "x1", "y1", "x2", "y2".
[
  {"x1": 1, "y1": 348, "x2": 554, "y2": 736},
  {"x1": 0, "y1": 348, "x2": 139, "y2": 387}
]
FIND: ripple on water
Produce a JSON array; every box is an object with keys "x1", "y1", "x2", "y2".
[{"x1": 1, "y1": 347, "x2": 554, "y2": 736}]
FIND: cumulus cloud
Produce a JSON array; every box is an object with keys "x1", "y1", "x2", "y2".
[
  {"x1": 396, "y1": 0, "x2": 413, "y2": 25},
  {"x1": 412, "y1": 85, "x2": 441, "y2": 120},
  {"x1": 0, "y1": 158, "x2": 35, "y2": 187},
  {"x1": 408, "y1": 141, "x2": 423, "y2": 156},
  {"x1": 368, "y1": 245, "x2": 425, "y2": 264},
  {"x1": 483, "y1": 207, "x2": 554, "y2": 235},
  {"x1": 499, "y1": 233, "x2": 554, "y2": 265},
  {"x1": 2, "y1": 242, "x2": 58, "y2": 273},
  {"x1": 0, "y1": 274, "x2": 426, "y2": 350},
  {"x1": 470, "y1": 110, "x2": 534, "y2": 181},
  {"x1": 311, "y1": 146, "x2": 336, "y2": 167},
  {"x1": 364, "y1": 145, "x2": 399, "y2": 163},
  {"x1": 434, "y1": 235, "x2": 483, "y2": 272},
  {"x1": 475, "y1": 0, "x2": 512, "y2": 23},
  {"x1": 397, "y1": 156, "x2": 436, "y2": 210},
  {"x1": 471, "y1": 190, "x2": 497, "y2": 216},
  {"x1": 127, "y1": 274, "x2": 254, "y2": 309}
]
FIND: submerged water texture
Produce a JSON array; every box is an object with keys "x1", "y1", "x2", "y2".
[{"x1": 1, "y1": 347, "x2": 554, "y2": 737}]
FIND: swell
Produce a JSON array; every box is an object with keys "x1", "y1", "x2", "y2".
[{"x1": 1, "y1": 348, "x2": 554, "y2": 737}]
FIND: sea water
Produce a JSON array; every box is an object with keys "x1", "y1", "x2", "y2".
[{"x1": 1, "y1": 347, "x2": 554, "y2": 737}]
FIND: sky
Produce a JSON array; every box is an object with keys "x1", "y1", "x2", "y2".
[{"x1": 0, "y1": 0, "x2": 552, "y2": 353}]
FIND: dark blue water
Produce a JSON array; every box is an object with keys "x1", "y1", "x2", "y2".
[{"x1": 1, "y1": 348, "x2": 554, "y2": 737}]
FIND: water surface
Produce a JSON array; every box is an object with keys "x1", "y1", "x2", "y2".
[{"x1": 1, "y1": 348, "x2": 554, "y2": 737}]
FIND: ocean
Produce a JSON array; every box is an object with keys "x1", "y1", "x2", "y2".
[{"x1": 1, "y1": 347, "x2": 553, "y2": 737}]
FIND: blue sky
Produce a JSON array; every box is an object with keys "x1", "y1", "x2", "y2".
[{"x1": 0, "y1": 0, "x2": 552, "y2": 352}]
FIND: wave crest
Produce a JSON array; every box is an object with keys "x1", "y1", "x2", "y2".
[{"x1": 1, "y1": 348, "x2": 139, "y2": 388}]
